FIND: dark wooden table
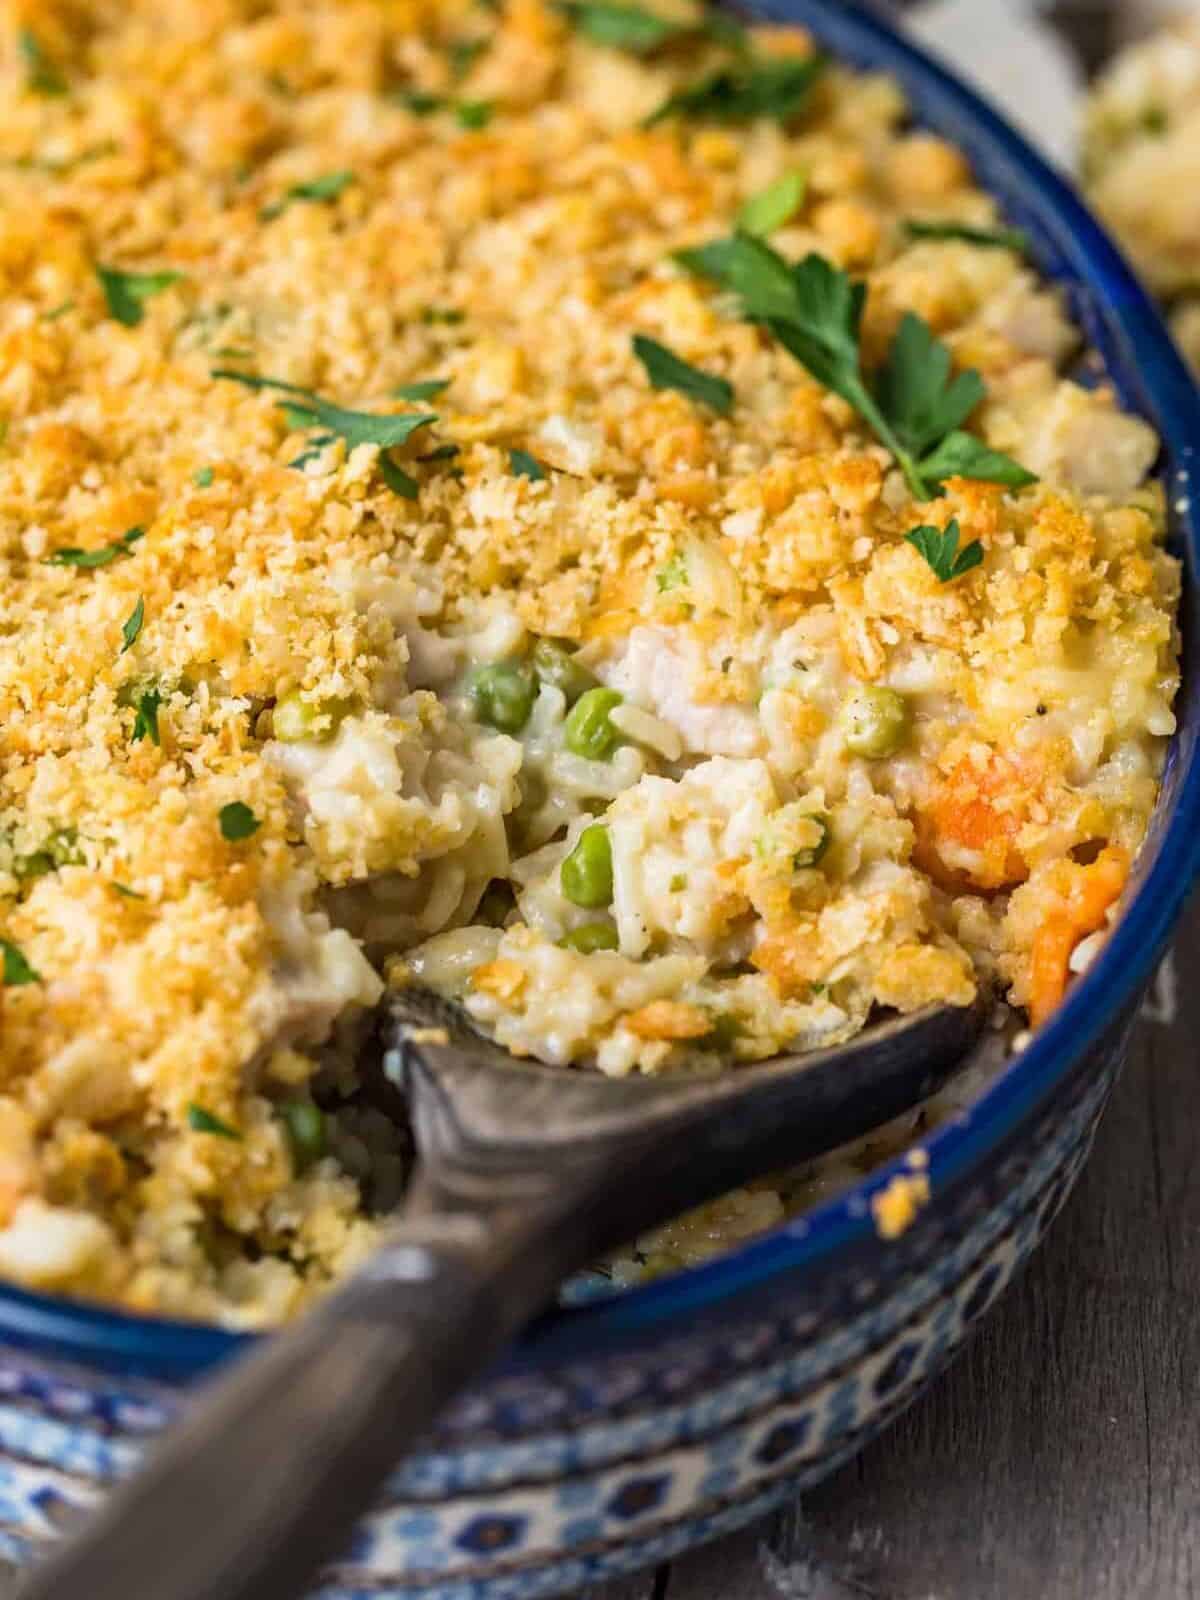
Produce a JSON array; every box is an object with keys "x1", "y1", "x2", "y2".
[{"x1": 587, "y1": 891, "x2": 1200, "y2": 1600}]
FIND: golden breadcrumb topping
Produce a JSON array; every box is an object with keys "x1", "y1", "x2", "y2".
[{"x1": 0, "y1": 0, "x2": 1177, "y2": 1322}]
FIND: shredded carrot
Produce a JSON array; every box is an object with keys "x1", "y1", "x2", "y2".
[{"x1": 1028, "y1": 846, "x2": 1129, "y2": 1026}]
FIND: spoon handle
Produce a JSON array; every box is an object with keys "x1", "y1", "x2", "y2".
[{"x1": 16, "y1": 1175, "x2": 574, "y2": 1600}]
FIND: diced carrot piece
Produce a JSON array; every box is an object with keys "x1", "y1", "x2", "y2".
[{"x1": 915, "y1": 754, "x2": 1031, "y2": 893}]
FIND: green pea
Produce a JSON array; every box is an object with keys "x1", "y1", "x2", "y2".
[
  {"x1": 563, "y1": 687, "x2": 623, "y2": 761},
  {"x1": 559, "y1": 921, "x2": 619, "y2": 953},
  {"x1": 273, "y1": 691, "x2": 350, "y2": 744},
  {"x1": 468, "y1": 661, "x2": 536, "y2": 734},
  {"x1": 532, "y1": 638, "x2": 597, "y2": 707},
  {"x1": 282, "y1": 1101, "x2": 326, "y2": 1174},
  {"x1": 842, "y1": 685, "x2": 910, "y2": 759},
  {"x1": 561, "y1": 824, "x2": 613, "y2": 908},
  {"x1": 792, "y1": 813, "x2": 831, "y2": 869}
]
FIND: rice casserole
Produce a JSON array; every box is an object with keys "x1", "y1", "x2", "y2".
[{"x1": 0, "y1": 0, "x2": 1180, "y2": 1325}]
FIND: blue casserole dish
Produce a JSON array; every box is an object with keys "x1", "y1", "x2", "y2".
[{"x1": 0, "y1": 4, "x2": 1197, "y2": 1596}]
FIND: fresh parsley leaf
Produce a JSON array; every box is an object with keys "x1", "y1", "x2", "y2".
[
  {"x1": 557, "y1": 2, "x2": 689, "y2": 54},
  {"x1": 419, "y1": 443, "x2": 461, "y2": 463},
  {"x1": 632, "y1": 333, "x2": 733, "y2": 414},
  {"x1": 905, "y1": 517, "x2": 984, "y2": 582},
  {"x1": 260, "y1": 169, "x2": 356, "y2": 221},
  {"x1": 392, "y1": 378, "x2": 450, "y2": 402},
  {"x1": 675, "y1": 235, "x2": 1035, "y2": 499},
  {"x1": 0, "y1": 939, "x2": 39, "y2": 986},
  {"x1": 18, "y1": 29, "x2": 66, "y2": 96},
  {"x1": 378, "y1": 454, "x2": 419, "y2": 499},
  {"x1": 209, "y1": 369, "x2": 309, "y2": 395},
  {"x1": 95, "y1": 265, "x2": 183, "y2": 327},
  {"x1": 903, "y1": 218, "x2": 1028, "y2": 254},
  {"x1": 738, "y1": 170, "x2": 806, "y2": 236},
  {"x1": 282, "y1": 396, "x2": 436, "y2": 451},
  {"x1": 186, "y1": 1103, "x2": 242, "y2": 1140},
  {"x1": 676, "y1": 229, "x2": 814, "y2": 322},
  {"x1": 129, "y1": 686, "x2": 162, "y2": 746},
  {"x1": 120, "y1": 596, "x2": 144, "y2": 654},
  {"x1": 455, "y1": 100, "x2": 494, "y2": 129},
  {"x1": 193, "y1": 466, "x2": 215, "y2": 487},
  {"x1": 874, "y1": 313, "x2": 984, "y2": 462},
  {"x1": 509, "y1": 448, "x2": 546, "y2": 480},
  {"x1": 211, "y1": 369, "x2": 437, "y2": 452},
  {"x1": 645, "y1": 54, "x2": 826, "y2": 128},
  {"x1": 218, "y1": 801, "x2": 260, "y2": 842},
  {"x1": 916, "y1": 430, "x2": 1038, "y2": 491},
  {"x1": 45, "y1": 526, "x2": 145, "y2": 569}
]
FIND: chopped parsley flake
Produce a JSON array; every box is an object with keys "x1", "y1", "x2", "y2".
[
  {"x1": 377, "y1": 455, "x2": 419, "y2": 499},
  {"x1": 18, "y1": 29, "x2": 67, "y2": 96},
  {"x1": 557, "y1": 2, "x2": 689, "y2": 54},
  {"x1": 675, "y1": 235, "x2": 1034, "y2": 499},
  {"x1": 392, "y1": 91, "x2": 494, "y2": 127},
  {"x1": 42, "y1": 300, "x2": 75, "y2": 322},
  {"x1": 738, "y1": 170, "x2": 807, "y2": 236},
  {"x1": 420, "y1": 306, "x2": 464, "y2": 325},
  {"x1": 393, "y1": 89, "x2": 444, "y2": 115},
  {"x1": 193, "y1": 466, "x2": 215, "y2": 487},
  {"x1": 902, "y1": 218, "x2": 1028, "y2": 254},
  {"x1": 904, "y1": 517, "x2": 984, "y2": 582},
  {"x1": 95, "y1": 265, "x2": 184, "y2": 327},
  {"x1": 218, "y1": 801, "x2": 261, "y2": 842},
  {"x1": 260, "y1": 169, "x2": 356, "y2": 221},
  {"x1": 392, "y1": 378, "x2": 450, "y2": 402},
  {"x1": 129, "y1": 686, "x2": 162, "y2": 746},
  {"x1": 656, "y1": 551, "x2": 688, "y2": 592},
  {"x1": 112, "y1": 882, "x2": 145, "y2": 900},
  {"x1": 448, "y1": 37, "x2": 489, "y2": 80},
  {"x1": 120, "y1": 596, "x2": 145, "y2": 654},
  {"x1": 1, "y1": 939, "x2": 39, "y2": 986},
  {"x1": 45, "y1": 526, "x2": 145, "y2": 570},
  {"x1": 186, "y1": 1104, "x2": 242, "y2": 1140},
  {"x1": 632, "y1": 333, "x2": 733, "y2": 415},
  {"x1": 645, "y1": 54, "x2": 826, "y2": 128},
  {"x1": 455, "y1": 100, "x2": 494, "y2": 129},
  {"x1": 509, "y1": 448, "x2": 547, "y2": 480}
]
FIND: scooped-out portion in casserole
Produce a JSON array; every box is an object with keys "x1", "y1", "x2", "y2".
[{"x1": 0, "y1": 0, "x2": 1178, "y2": 1323}]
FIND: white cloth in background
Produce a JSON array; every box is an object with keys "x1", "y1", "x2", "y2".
[{"x1": 907, "y1": 0, "x2": 1083, "y2": 166}]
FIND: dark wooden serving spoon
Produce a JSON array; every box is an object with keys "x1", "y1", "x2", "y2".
[{"x1": 19, "y1": 986, "x2": 988, "y2": 1600}]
